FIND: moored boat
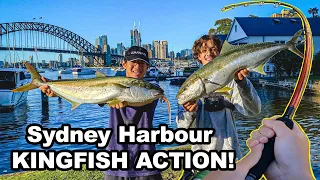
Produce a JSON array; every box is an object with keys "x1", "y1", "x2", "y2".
[{"x1": 0, "y1": 68, "x2": 30, "y2": 111}]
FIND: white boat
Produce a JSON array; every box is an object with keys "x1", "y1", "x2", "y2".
[
  {"x1": 24, "y1": 71, "x2": 31, "y2": 79},
  {"x1": 36, "y1": 68, "x2": 46, "y2": 73},
  {"x1": 48, "y1": 68, "x2": 58, "y2": 72},
  {"x1": 147, "y1": 67, "x2": 160, "y2": 77},
  {"x1": 111, "y1": 66, "x2": 125, "y2": 72},
  {"x1": 0, "y1": 68, "x2": 30, "y2": 110},
  {"x1": 59, "y1": 68, "x2": 72, "y2": 74},
  {"x1": 72, "y1": 67, "x2": 96, "y2": 75}
]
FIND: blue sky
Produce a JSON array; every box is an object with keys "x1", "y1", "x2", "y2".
[{"x1": 0, "y1": 0, "x2": 318, "y2": 62}]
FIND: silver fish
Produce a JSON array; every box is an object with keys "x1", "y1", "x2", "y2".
[{"x1": 177, "y1": 29, "x2": 304, "y2": 105}]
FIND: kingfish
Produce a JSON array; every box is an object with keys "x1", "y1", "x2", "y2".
[
  {"x1": 177, "y1": 29, "x2": 304, "y2": 105},
  {"x1": 13, "y1": 62, "x2": 171, "y2": 122}
]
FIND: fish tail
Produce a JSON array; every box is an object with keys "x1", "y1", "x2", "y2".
[
  {"x1": 11, "y1": 62, "x2": 42, "y2": 92},
  {"x1": 287, "y1": 29, "x2": 304, "y2": 58}
]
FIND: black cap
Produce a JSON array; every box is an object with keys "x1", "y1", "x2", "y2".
[{"x1": 124, "y1": 46, "x2": 150, "y2": 65}]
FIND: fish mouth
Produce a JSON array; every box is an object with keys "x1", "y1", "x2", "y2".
[
  {"x1": 176, "y1": 96, "x2": 185, "y2": 105},
  {"x1": 151, "y1": 91, "x2": 164, "y2": 98}
]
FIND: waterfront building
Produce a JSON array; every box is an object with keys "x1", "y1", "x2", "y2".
[{"x1": 227, "y1": 17, "x2": 320, "y2": 77}]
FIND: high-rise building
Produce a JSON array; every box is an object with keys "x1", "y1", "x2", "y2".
[
  {"x1": 147, "y1": 49, "x2": 153, "y2": 59},
  {"x1": 106, "y1": 45, "x2": 111, "y2": 65},
  {"x1": 117, "y1": 42, "x2": 124, "y2": 55},
  {"x1": 181, "y1": 50, "x2": 186, "y2": 58},
  {"x1": 176, "y1": 52, "x2": 181, "y2": 60},
  {"x1": 185, "y1": 49, "x2": 192, "y2": 59},
  {"x1": 95, "y1": 35, "x2": 111, "y2": 66},
  {"x1": 152, "y1": 40, "x2": 160, "y2": 59},
  {"x1": 169, "y1": 51, "x2": 175, "y2": 60},
  {"x1": 111, "y1": 48, "x2": 117, "y2": 55},
  {"x1": 58, "y1": 53, "x2": 62, "y2": 67},
  {"x1": 160, "y1": 40, "x2": 168, "y2": 59},
  {"x1": 142, "y1": 44, "x2": 153, "y2": 58},
  {"x1": 130, "y1": 21, "x2": 141, "y2": 47},
  {"x1": 95, "y1": 35, "x2": 108, "y2": 53}
]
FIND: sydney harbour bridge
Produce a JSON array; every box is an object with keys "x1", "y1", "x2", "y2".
[{"x1": 0, "y1": 22, "x2": 124, "y2": 67}]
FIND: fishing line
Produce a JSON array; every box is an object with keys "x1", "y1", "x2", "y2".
[
  {"x1": 161, "y1": 96, "x2": 172, "y2": 125},
  {"x1": 222, "y1": 0, "x2": 313, "y2": 120},
  {"x1": 221, "y1": 1, "x2": 313, "y2": 180}
]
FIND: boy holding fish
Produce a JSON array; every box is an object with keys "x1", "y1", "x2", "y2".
[
  {"x1": 40, "y1": 46, "x2": 164, "y2": 180},
  {"x1": 177, "y1": 34, "x2": 261, "y2": 179}
]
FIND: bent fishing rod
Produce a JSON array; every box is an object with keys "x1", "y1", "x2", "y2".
[{"x1": 222, "y1": 1, "x2": 313, "y2": 180}]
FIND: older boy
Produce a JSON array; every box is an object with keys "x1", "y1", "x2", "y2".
[
  {"x1": 40, "y1": 46, "x2": 163, "y2": 180},
  {"x1": 177, "y1": 35, "x2": 261, "y2": 179}
]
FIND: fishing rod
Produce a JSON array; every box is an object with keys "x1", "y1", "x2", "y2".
[{"x1": 222, "y1": 1, "x2": 313, "y2": 179}]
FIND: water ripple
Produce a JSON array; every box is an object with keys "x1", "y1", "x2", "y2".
[{"x1": 0, "y1": 72, "x2": 319, "y2": 177}]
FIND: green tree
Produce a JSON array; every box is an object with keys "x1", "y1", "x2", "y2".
[
  {"x1": 308, "y1": 7, "x2": 319, "y2": 18},
  {"x1": 214, "y1": 18, "x2": 232, "y2": 35},
  {"x1": 249, "y1": 14, "x2": 258, "y2": 18},
  {"x1": 208, "y1": 28, "x2": 216, "y2": 35},
  {"x1": 271, "y1": 44, "x2": 304, "y2": 78}
]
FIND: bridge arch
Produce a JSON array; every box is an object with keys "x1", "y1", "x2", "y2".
[{"x1": 0, "y1": 22, "x2": 104, "y2": 61}]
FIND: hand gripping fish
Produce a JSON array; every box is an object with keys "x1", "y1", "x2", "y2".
[
  {"x1": 176, "y1": 29, "x2": 304, "y2": 105},
  {"x1": 12, "y1": 62, "x2": 172, "y2": 124}
]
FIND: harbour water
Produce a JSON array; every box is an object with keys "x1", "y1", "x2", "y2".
[{"x1": 0, "y1": 69, "x2": 319, "y2": 178}]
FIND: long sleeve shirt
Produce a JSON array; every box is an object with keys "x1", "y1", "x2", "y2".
[{"x1": 176, "y1": 78, "x2": 261, "y2": 160}]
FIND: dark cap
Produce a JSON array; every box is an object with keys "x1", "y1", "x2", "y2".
[{"x1": 124, "y1": 46, "x2": 150, "y2": 65}]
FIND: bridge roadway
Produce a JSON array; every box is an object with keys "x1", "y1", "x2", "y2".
[{"x1": 0, "y1": 47, "x2": 124, "y2": 59}]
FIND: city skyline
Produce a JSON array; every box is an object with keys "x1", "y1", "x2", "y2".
[{"x1": 0, "y1": 0, "x2": 317, "y2": 62}]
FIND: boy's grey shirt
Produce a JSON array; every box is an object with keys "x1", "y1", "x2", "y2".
[{"x1": 176, "y1": 78, "x2": 261, "y2": 160}]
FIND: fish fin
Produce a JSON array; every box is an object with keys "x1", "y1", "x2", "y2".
[
  {"x1": 96, "y1": 71, "x2": 106, "y2": 78},
  {"x1": 107, "y1": 99, "x2": 122, "y2": 106},
  {"x1": 252, "y1": 63, "x2": 267, "y2": 75},
  {"x1": 11, "y1": 84, "x2": 38, "y2": 92},
  {"x1": 215, "y1": 86, "x2": 233, "y2": 93},
  {"x1": 220, "y1": 41, "x2": 235, "y2": 54},
  {"x1": 286, "y1": 29, "x2": 304, "y2": 58},
  {"x1": 103, "y1": 83, "x2": 129, "y2": 89},
  {"x1": 220, "y1": 40, "x2": 247, "y2": 54},
  {"x1": 71, "y1": 102, "x2": 81, "y2": 110},
  {"x1": 217, "y1": 92, "x2": 232, "y2": 98},
  {"x1": 203, "y1": 79, "x2": 222, "y2": 86},
  {"x1": 12, "y1": 62, "x2": 41, "y2": 92},
  {"x1": 61, "y1": 96, "x2": 81, "y2": 110},
  {"x1": 114, "y1": 83, "x2": 130, "y2": 89},
  {"x1": 25, "y1": 62, "x2": 41, "y2": 80}
]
